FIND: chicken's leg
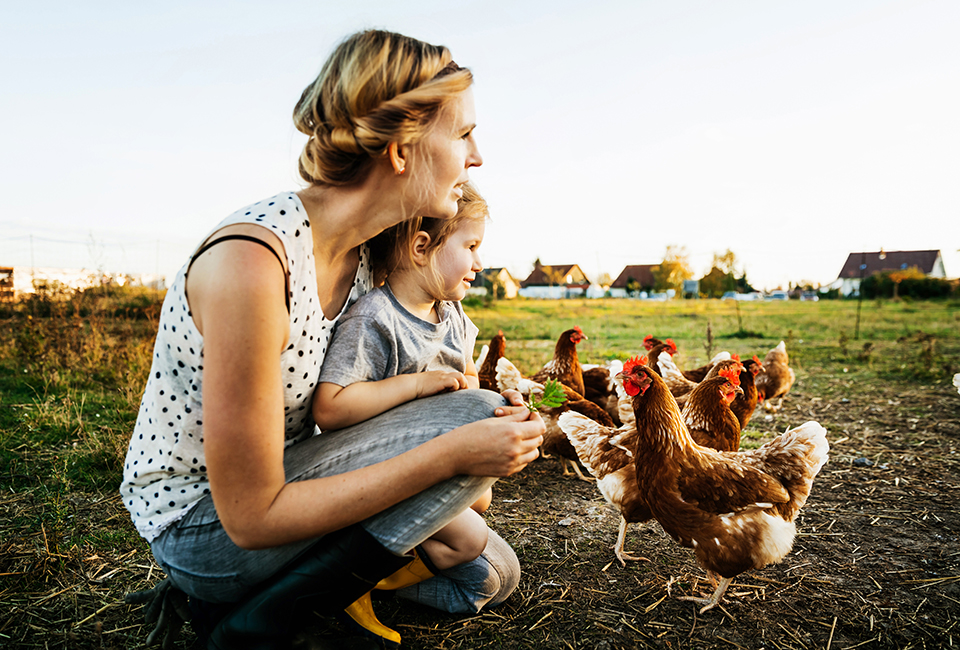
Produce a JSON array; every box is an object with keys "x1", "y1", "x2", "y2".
[
  {"x1": 614, "y1": 517, "x2": 649, "y2": 566},
  {"x1": 561, "y1": 458, "x2": 594, "y2": 482},
  {"x1": 678, "y1": 576, "x2": 733, "y2": 613}
]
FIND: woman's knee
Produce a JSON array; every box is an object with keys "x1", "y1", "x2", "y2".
[{"x1": 422, "y1": 389, "x2": 506, "y2": 428}]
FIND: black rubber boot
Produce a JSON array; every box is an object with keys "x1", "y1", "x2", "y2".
[{"x1": 207, "y1": 524, "x2": 411, "y2": 650}]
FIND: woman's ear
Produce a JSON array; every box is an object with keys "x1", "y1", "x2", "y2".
[
  {"x1": 388, "y1": 142, "x2": 407, "y2": 176},
  {"x1": 411, "y1": 231, "x2": 432, "y2": 267}
]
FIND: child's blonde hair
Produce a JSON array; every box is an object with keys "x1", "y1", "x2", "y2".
[{"x1": 369, "y1": 181, "x2": 488, "y2": 288}]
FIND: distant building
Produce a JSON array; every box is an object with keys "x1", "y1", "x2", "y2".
[
  {"x1": 519, "y1": 261, "x2": 590, "y2": 299},
  {"x1": 468, "y1": 267, "x2": 521, "y2": 299},
  {"x1": 833, "y1": 250, "x2": 946, "y2": 296},
  {"x1": 608, "y1": 264, "x2": 658, "y2": 298},
  {"x1": 0, "y1": 266, "x2": 165, "y2": 299}
]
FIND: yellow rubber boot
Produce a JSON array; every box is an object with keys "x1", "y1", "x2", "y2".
[{"x1": 341, "y1": 549, "x2": 436, "y2": 648}]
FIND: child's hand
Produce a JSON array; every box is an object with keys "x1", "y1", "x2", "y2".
[{"x1": 416, "y1": 370, "x2": 468, "y2": 398}]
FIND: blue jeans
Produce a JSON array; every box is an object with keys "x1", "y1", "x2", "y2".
[{"x1": 150, "y1": 389, "x2": 520, "y2": 614}]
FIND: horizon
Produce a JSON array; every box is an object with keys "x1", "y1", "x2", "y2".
[{"x1": 2, "y1": 1, "x2": 957, "y2": 291}]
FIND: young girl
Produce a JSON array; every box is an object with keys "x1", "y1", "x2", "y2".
[{"x1": 314, "y1": 182, "x2": 492, "y2": 643}]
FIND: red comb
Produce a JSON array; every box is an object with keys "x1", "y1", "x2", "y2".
[
  {"x1": 718, "y1": 367, "x2": 741, "y2": 386},
  {"x1": 574, "y1": 326, "x2": 583, "y2": 335},
  {"x1": 666, "y1": 338, "x2": 677, "y2": 353},
  {"x1": 731, "y1": 353, "x2": 740, "y2": 361},
  {"x1": 622, "y1": 355, "x2": 648, "y2": 374}
]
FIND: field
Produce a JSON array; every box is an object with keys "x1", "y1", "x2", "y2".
[{"x1": 2, "y1": 292, "x2": 959, "y2": 649}]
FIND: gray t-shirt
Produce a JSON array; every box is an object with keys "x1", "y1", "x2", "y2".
[{"x1": 319, "y1": 282, "x2": 479, "y2": 389}]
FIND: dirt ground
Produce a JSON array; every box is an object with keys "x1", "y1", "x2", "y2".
[
  {"x1": 329, "y1": 377, "x2": 960, "y2": 650},
  {"x1": 5, "y1": 377, "x2": 960, "y2": 649}
]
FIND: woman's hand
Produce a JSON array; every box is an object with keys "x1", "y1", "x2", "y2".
[{"x1": 445, "y1": 403, "x2": 544, "y2": 478}]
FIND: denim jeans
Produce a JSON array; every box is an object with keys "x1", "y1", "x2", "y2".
[{"x1": 150, "y1": 389, "x2": 520, "y2": 613}]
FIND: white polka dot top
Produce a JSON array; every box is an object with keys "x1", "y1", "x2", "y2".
[{"x1": 120, "y1": 192, "x2": 373, "y2": 543}]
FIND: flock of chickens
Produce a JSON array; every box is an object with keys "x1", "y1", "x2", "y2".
[{"x1": 474, "y1": 328, "x2": 829, "y2": 613}]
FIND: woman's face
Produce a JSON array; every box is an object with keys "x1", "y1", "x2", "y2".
[
  {"x1": 411, "y1": 87, "x2": 483, "y2": 219},
  {"x1": 434, "y1": 218, "x2": 485, "y2": 302}
]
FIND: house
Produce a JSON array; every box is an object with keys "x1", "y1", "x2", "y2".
[
  {"x1": 608, "y1": 264, "x2": 658, "y2": 298},
  {"x1": 467, "y1": 267, "x2": 521, "y2": 299},
  {"x1": 834, "y1": 250, "x2": 946, "y2": 296},
  {"x1": 519, "y1": 261, "x2": 591, "y2": 299},
  {"x1": 0, "y1": 266, "x2": 166, "y2": 299}
]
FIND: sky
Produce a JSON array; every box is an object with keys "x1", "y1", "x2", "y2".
[{"x1": 2, "y1": 0, "x2": 958, "y2": 291}]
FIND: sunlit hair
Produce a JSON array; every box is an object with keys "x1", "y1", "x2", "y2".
[
  {"x1": 293, "y1": 30, "x2": 473, "y2": 187},
  {"x1": 368, "y1": 181, "x2": 488, "y2": 290}
]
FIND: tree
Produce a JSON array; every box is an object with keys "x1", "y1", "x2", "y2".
[
  {"x1": 653, "y1": 245, "x2": 693, "y2": 294},
  {"x1": 596, "y1": 272, "x2": 613, "y2": 288},
  {"x1": 699, "y1": 266, "x2": 737, "y2": 298}
]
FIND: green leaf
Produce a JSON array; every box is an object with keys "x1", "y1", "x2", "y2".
[{"x1": 527, "y1": 379, "x2": 569, "y2": 412}]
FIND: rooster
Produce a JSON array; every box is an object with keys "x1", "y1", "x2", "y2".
[
  {"x1": 755, "y1": 341, "x2": 796, "y2": 412},
  {"x1": 476, "y1": 330, "x2": 506, "y2": 392},
  {"x1": 681, "y1": 369, "x2": 744, "y2": 453},
  {"x1": 613, "y1": 358, "x2": 828, "y2": 613},
  {"x1": 532, "y1": 327, "x2": 588, "y2": 396},
  {"x1": 682, "y1": 351, "x2": 733, "y2": 383},
  {"x1": 496, "y1": 356, "x2": 607, "y2": 481},
  {"x1": 559, "y1": 360, "x2": 653, "y2": 565},
  {"x1": 731, "y1": 356, "x2": 763, "y2": 430}
]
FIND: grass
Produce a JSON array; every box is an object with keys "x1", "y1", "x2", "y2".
[{"x1": 1, "y1": 288, "x2": 959, "y2": 648}]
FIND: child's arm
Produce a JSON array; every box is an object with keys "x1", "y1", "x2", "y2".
[
  {"x1": 314, "y1": 370, "x2": 469, "y2": 431},
  {"x1": 464, "y1": 355, "x2": 480, "y2": 390}
]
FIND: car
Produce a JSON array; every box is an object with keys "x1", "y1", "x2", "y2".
[
  {"x1": 721, "y1": 291, "x2": 739, "y2": 301},
  {"x1": 801, "y1": 291, "x2": 820, "y2": 302},
  {"x1": 766, "y1": 291, "x2": 789, "y2": 301}
]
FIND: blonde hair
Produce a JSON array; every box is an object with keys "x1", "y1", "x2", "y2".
[
  {"x1": 294, "y1": 30, "x2": 473, "y2": 186},
  {"x1": 369, "y1": 181, "x2": 488, "y2": 288}
]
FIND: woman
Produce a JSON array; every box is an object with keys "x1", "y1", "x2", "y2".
[{"x1": 121, "y1": 30, "x2": 544, "y2": 649}]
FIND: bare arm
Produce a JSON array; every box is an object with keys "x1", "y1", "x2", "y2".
[
  {"x1": 464, "y1": 355, "x2": 480, "y2": 390},
  {"x1": 189, "y1": 241, "x2": 543, "y2": 550},
  {"x1": 314, "y1": 370, "x2": 468, "y2": 431}
]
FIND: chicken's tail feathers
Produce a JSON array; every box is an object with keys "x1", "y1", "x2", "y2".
[
  {"x1": 657, "y1": 351, "x2": 685, "y2": 380},
  {"x1": 495, "y1": 357, "x2": 522, "y2": 392},
  {"x1": 709, "y1": 350, "x2": 732, "y2": 364},
  {"x1": 781, "y1": 420, "x2": 830, "y2": 476},
  {"x1": 475, "y1": 344, "x2": 489, "y2": 368}
]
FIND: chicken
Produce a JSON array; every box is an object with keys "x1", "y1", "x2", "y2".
[
  {"x1": 496, "y1": 356, "x2": 605, "y2": 481},
  {"x1": 559, "y1": 361, "x2": 653, "y2": 565},
  {"x1": 642, "y1": 335, "x2": 664, "y2": 351},
  {"x1": 532, "y1": 327, "x2": 588, "y2": 396},
  {"x1": 681, "y1": 369, "x2": 744, "y2": 453},
  {"x1": 645, "y1": 339, "x2": 677, "y2": 377},
  {"x1": 618, "y1": 359, "x2": 828, "y2": 613},
  {"x1": 755, "y1": 341, "x2": 796, "y2": 412},
  {"x1": 582, "y1": 359, "x2": 624, "y2": 425},
  {"x1": 657, "y1": 350, "x2": 697, "y2": 401},
  {"x1": 682, "y1": 351, "x2": 733, "y2": 383},
  {"x1": 476, "y1": 330, "x2": 506, "y2": 392},
  {"x1": 955, "y1": 372, "x2": 960, "y2": 394},
  {"x1": 660, "y1": 354, "x2": 743, "y2": 409},
  {"x1": 731, "y1": 356, "x2": 763, "y2": 430}
]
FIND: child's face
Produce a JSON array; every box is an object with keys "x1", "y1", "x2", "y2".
[{"x1": 433, "y1": 219, "x2": 485, "y2": 302}]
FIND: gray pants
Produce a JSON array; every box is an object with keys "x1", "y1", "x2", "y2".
[{"x1": 150, "y1": 389, "x2": 520, "y2": 614}]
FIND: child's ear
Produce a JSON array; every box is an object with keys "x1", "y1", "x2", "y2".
[{"x1": 411, "y1": 231, "x2": 432, "y2": 267}]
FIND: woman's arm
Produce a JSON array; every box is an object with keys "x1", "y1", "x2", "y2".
[
  {"x1": 314, "y1": 370, "x2": 468, "y2": 430},
  {"x1": 189, "y1": 241, "x2": 543, "y2": 550}
]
